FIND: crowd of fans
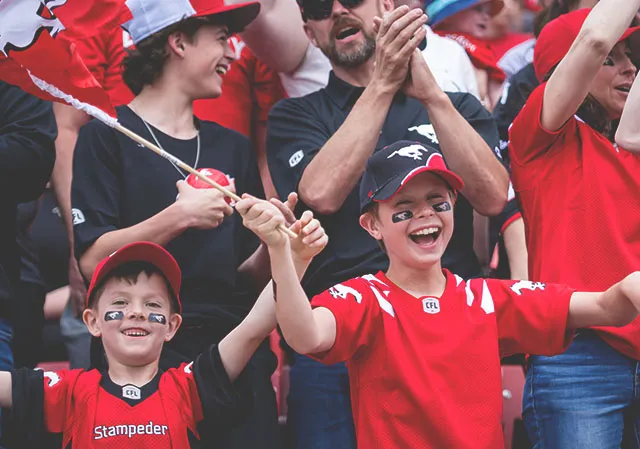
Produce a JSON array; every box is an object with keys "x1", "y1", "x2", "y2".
[{"x1": 1, "y1": 0, "x2": 640, "y2": 447}]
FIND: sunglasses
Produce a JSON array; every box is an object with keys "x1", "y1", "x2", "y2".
[{"x1": 297, "y1": 0, "x2": 365, "y2": 21}]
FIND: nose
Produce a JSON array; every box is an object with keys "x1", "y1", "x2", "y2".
[
  {"x1": 621, "y1": 54, "x2": 637, "y2": 76},
  {"x1": 414, "y1": 202, "x2": 435, "y2": 219},
  {"x1": 127, "y1": 305, "x2": 146, "y2": 321},
  {"x1": 223, "y1": 40, "x2": 237, "y2": 63},
  {"x1": 331, "y1": 0, "x2": 349, "y2": 17}
]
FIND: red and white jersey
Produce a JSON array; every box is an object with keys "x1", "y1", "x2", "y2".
[
  {"x1": 509, "y1": 83, "x2": 640, "y2": 359},
  {"x1": 310, "y1": 269, "x2": 574, "y2": 449}
]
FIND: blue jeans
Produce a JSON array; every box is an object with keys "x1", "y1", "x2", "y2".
[
  {"x1": 523, "y1": 330, "x2": 640, "y2": 449},
  {"x1": 286, "y1": 354, "x2": 356, "y2": 449}
]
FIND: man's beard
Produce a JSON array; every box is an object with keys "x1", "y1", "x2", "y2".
[{"x1": 319, "y1": 26, "x2": 376, "y2": 68}]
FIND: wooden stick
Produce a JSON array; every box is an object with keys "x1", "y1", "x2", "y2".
[{"x1": 114, "y1": 123, "x2": 298, "y2": 239}]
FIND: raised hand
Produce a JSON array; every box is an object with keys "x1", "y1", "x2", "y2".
[
  {"x1": 236, "y1": 195, "x2": 289, "y2": 249},
  {"x1": 372, "y1": 7, "x2": 428, "y2": 95},
  {"x1": 288, "y1": 210, "x2": 328, "y2": 262}
]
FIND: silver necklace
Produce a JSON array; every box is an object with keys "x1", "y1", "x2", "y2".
[{"x1": 139, "y1": 117, "x2": 201, "y2": 180}]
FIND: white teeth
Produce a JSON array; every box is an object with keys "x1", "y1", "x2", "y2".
[
  {"x1": 411, "y1": 227, "x2": 439, "y2": 236},
  {"x1": 216, "y1": 67, "x2": 227, "y2": 75},
  {"x1": 123, "y1": 330, "x2": 148, "y2": 337}
]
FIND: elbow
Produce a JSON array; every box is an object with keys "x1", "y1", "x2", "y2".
[
  {"x1": 298, "y1": 183, "x2": 342, "y2": 215},
  {"x1": 477, "y1": 195, "x2": 508, "y2": 217},
  {"x1": 577, "y1": 28, "x2": 613, "y2": 59},
  {"x1": 615, "y1": 131, "x2": 640, "y2": 153},
  {"x1": 78, "y1": 251, "x2": 98, "y2": 281}
]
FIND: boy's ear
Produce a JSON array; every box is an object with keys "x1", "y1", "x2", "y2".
[
  {"x1": 164, "y1": 313, "x2": 183, "y2": 342},
  {"x1": 83, "y1": 308, "x2": 102, "y2": 338},
  {"x1": 359, "y1": 212, "x2": 383, "y2": 241}
]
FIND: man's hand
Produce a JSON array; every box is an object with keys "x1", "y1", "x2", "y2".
[
  {"x1": 402, "y1": 48, "x2": 447, "y2": 103},
  {"x1": 68, "y1": 256, "x2": 87, "y2": 317},
  {"x1": 175, "y1": 180, "x2": 234, "y2": 229},
  {"x1": 372, "y1": 7, "x2": 428, "y2": 95},
  {"x1": 236, "y1": 195, "x2": 289, "y2": 249}
]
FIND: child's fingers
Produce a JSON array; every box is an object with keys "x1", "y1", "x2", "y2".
[
  {"x1": 285, "y1": 192, "x2": 298, "y2": 211},
  {"x1": 269, "y1": 197, "x2": 297, "y2": 225},
  {"x1": 302, "y1": 218, "x2": 320, "y2": 236},
  {"x1": 298, "y1": 210, "x2": 315, "y2": 227},
  {"x1": 302, "y1": 223, "x2": 326, "y2": 245},
  {"x1": 235, "y1": 197, "x2": 258, "y2": 215}
]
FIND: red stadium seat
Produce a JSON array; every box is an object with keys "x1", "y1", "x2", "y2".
[{"x1": 37, "y1": 361, "x2": 70, "y2": 372}]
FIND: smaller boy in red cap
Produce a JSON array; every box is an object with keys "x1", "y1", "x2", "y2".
[
  {"x1": 237, "y1": 140, "x2": 640, "y2": 449},
  {"x1": 0, "y1": 206, "x2": 327, "y2": 449}
]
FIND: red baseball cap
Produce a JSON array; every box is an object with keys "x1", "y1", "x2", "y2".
[
  {"x1": 534, "y1": 8, "x2": 640, "y2": 82},
  {"x1": 523, "y1": 0, "x2": 541, "y2": 12},
  {"x1": 86, "y1": 242, "x2": 182, "y2": 312},
  {"x1": 123, "y1": 0, "x2": 261, "y2": 45}
]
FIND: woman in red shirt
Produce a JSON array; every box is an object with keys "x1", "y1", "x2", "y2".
[{"x1": 508, "y1": 1, "x2": 640, "y2": 447}]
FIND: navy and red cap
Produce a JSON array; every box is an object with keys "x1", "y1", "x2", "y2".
[
  {"x1": 534, "y1": 8, "x2": 640, "y2": 82},
  {"x1": 360, "y1": 140, "x2": 464, "y2": 213},
  {"x1": 86, "y1": 242, "x2": 182, "y2": 313}
]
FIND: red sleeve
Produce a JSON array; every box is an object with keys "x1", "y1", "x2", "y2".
[
  {"x1": 252, "y1": 55, "x2": 286, "y2": 125},
  {"x1": 480, "y1": 279, "x2": 575, "y2": 357},
  {"x1": 42, "y1": 369, "x2": 77, "y2": 433},
  {"x1": 508, "y1": 82, "x2": 579, "y2": 167},
  {"x1": 101, "y1": 28, "x2": 134, "y2": 106},
  {"x1": 309, "y1": 277, "x2": 382, "y2": 365}
]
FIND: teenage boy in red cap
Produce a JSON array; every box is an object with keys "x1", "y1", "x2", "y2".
[
  {"x1": 237, "y1": 140, "x2": 640, "y2": 449},
  {"x1": 0, "y1": 206, "x2": 327, "y2": 449}
]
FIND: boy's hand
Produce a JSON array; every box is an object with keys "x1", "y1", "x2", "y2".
[
  {"x1": 289, "y1": 210, "x2": 328, "y2": 262},
  {"x1": 236, "y1": 195, "x2": 289, "y2": 249}
]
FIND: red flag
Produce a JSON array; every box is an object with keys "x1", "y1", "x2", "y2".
[{"x1": 0, "y1": 0, "x2": 132, "y2": 123}]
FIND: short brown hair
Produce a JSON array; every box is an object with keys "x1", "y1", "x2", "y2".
[{"x1": 122, "y1": 16, "x2": 222, "y2": 95}]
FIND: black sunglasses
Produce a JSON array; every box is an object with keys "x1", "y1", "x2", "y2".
[{"x1": 297, "y1": 0, "x2": 365, "y2": 21}]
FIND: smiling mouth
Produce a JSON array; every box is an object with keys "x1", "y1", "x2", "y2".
[
  {"x1": 121, "y1": 329, "x2": 149, "y2": 337},
  {"x1": 215, "y1": 66, "x2": 228, "y2": 76},
  {"x1": 409, "y1": 227, "x2": 441, "y2": 245},
  {"x1": 335, "y1": 27, "x2": 360, "y2": 40},
  {"x1": 615, "y1": 86, "x2": 631, "y2": 93}
]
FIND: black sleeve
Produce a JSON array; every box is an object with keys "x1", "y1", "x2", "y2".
[
  {"x1": 0, "y1": 82, "x2": 56, "y2": 202},
  {"x1": 71, "y1": 120, "x2": 122, "y2": 259},
  {"x1": 492, "y1": 64, "x2": 539, "y2": 165},
  {"x1": 448, "y1": 92, "x2": 505, "y2": 166},
  {"x1": 266, "y1": 97, "x2": 331, "y2": 201},
  {"x1": 193, "y1": 344, "x2": 253, "y2": 429},
  {"x1": 489, "y1": 196, "x2": 522, "y2": 251},
  {"x1": 0, "y1": 368, "x2": 61, "y2": 449}
]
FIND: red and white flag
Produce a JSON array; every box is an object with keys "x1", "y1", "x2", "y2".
[{"x1": 0, "y1": 0, "x2": 131, "y2": 125}]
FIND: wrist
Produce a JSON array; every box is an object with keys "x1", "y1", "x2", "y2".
[
  {"x1": 367, "y1": 78, "x2": 399, "y2": 100},
  {"x1": 420, "y1": 91, "x2": 450, "y2": 110},
  {"x1": 167, "y1": 201, "x2": 194, "y2": 232}
]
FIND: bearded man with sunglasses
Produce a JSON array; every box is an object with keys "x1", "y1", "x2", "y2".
[{"x1": 265, "y1": 2, "x2": 509, "y2": 449}]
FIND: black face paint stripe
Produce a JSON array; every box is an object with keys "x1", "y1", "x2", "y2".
[
  {"x1": 105, "y1": 311, "x2": 124, "y2": 321},
  {"x1": 148, "y1": 313, "x2": 167, "y2": 325},
  {"x1": 433, "y1": 201, "x2": 451, "y2": 212},
  {"x1": 392, "y1": 210, "x2": 413, "y2": 223}
]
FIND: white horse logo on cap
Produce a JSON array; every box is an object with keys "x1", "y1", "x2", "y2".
[
  {"x1": 0, "y1": 0, "x2": 67, "y2": 56},
  {"x1": 387, "y1": 144, "x2": 426, "y2": 161}
]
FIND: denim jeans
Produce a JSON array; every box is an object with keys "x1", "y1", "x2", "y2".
[
  {"x1": 523, "y1": 330, "x2": 640, "y2": 449},
  {"x1": 286, "y1": 354, "x2": 356, "y2": 449}
]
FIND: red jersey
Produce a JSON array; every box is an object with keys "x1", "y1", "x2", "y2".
[
  {"x1": 509, "y1": 83, "x2": 640, "y2": 359},
  {"x1": 4, "y1": 345, "x2": 252, "y2": 448},
  {"x1": 310, "y1": 270, "x2": 573, "y2": 449},
  {"x1": 59, "y1": 27, "x2": 134, "y2": 107},
  {"x1": 193, "y1": 37, "x2": 286, "y2": 138}
]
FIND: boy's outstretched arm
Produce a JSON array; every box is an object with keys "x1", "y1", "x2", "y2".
[
  {"x1": 0, "y1": 371, "x2": 11, "y2": 407},
  {"x1": 219, "y1": 194, "x2": 329, "y2": 381},
  {"x1": 235, "y1": 195, "x2": 337, "y2": 356},
  {"x1": 568, "y1": 272, "x2": 640, "y2": 328}
]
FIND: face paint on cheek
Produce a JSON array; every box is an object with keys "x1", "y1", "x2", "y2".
[
  {"x1": 433, "y1": 201, "x2": 451, "y2": 213},
  {"x1": 105, "y1": 311, "x2": 124, "y2": 321},
  {"x1": 392, "y1": 210, "x2": 413, "y2": 223},
  {"x1": 148, "y1": 313, "x2": 167, "y2": 325}
]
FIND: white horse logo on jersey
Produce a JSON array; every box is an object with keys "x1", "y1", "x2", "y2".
[
  {"x1": 0, "y1": 0, "x2": 67, "y2": 56},
  {"x1": 329, "y1": 284, "x2": 363, "y2": 304},
  {"x1": 510, "y1": 280, "x2": 546, "y2": 296},
  {"x1": 387, "y1": 144, "x2": 426, "y2": 161},
  {"x1": 408, "y1": 124, "x2": 439, "y2": 144},
  {"x1": 43, "y1": 371, "x2": 61, "y2": 387}
]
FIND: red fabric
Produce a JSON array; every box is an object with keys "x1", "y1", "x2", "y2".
[
  {"x1": 509, "y1": 82, "x2": 640, "y2": 359},
  {"x1": 193, "y1": 37, "x2": 286, "y2": 138},
  {"x1": 0, "y1": 0, "x2": 128, "y2": 117},
  {"x1": 42, "y1": 365, "x2": 203, "y2": 447},
  {"x1": 310, "y1": 270, "x2": 573, "y2": 449},
  {"x1": 61, "y1": 27, "x2": 134, "y2": 106},
  {"x1": 489, "y1": 33, "x2": 533, "y2": 60},
  {"x1": 523, "y1": 0, "x2": 542, "y2": 12},
  {"x1": 435, "y1": 31, "x2": 506, "y2": 83}
]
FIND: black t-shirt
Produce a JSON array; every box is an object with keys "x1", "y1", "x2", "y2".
[
  {"x1": 16, "y1": 200, "x2": 42, "y2": 287},
  {"x1": 72, "y1": 106, "x2": 263, "y2": 324},
  {"x1": 267, "y1": 72, "x2": 502, "y2": 296}
]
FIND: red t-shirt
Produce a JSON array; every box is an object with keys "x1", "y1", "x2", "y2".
[
  {"x1": 310, "y1": 270, "x2": 573, "y2": 449},
  {"x1": 193, "y1": 37, "x2": 286, "y2": 138},
  {"x1": 509, "y1": 83, "x2": 640, "y2": 359},
  {"x1": 5, "y1": 346, "x2": 252, "y2": 448},
  {"x1": 60, "y1": 28, "x2": 134, "y2": 107}
]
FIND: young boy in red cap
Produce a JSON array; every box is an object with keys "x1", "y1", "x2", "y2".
[
  {"x1": 0, "y1": 207, "x2": 327, "y2": 449},
  {"x1": 237, "y1": 140, "x2": 640, "y2": 449}
]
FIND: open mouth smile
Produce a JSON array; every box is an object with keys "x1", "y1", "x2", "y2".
[{"x1": 408, "y1": 226, "x2": 441, "y2": 245}]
